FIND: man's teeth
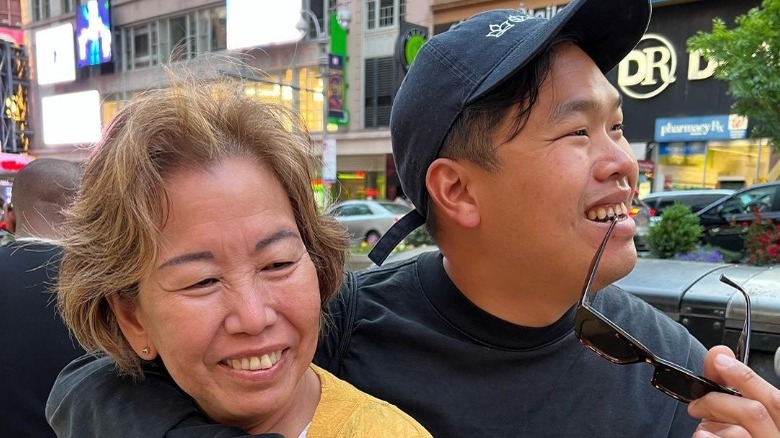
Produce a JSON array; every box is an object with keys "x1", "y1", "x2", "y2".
[
  {"x1": 586, "y1": 203, "x2": 628, "y2": 221},
  {"x1": 224, "y1": 350, "x2": 282, "y2": 371}
]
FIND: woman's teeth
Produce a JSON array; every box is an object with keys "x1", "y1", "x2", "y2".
[
  {"x1": 586, "y1": 203, "x2": 628, "y2": 222},
  {"x1": 223, "y1": 350, "x2": 282, "y2": 371}
]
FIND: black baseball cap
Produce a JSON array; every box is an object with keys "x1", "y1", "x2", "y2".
[{"x1": 369, "y1": 0, "x2": 652, "y2": 265}]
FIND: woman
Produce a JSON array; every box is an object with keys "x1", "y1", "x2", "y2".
[{"x1": 53, "y1": 77, "x2": 431, "y2": 437}]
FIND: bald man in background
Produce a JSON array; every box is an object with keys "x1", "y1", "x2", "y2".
[{"x1": 0, "y1": 158, "x2": 87, "y2": 437}]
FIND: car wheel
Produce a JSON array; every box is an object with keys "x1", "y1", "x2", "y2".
[{"x1": 366, "y1": 231, "x2": 381, "y2": 245}]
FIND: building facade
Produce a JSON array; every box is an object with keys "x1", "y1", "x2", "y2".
[
  {"x1": 21, "y1": 0, "x2": 433, "y2": 202},
  {"x1": 608, "y1": 0, "x2": 775, "y2": 194},
  {"x1": 19, "y1": 0, "x2": 778, "y2": 204}
]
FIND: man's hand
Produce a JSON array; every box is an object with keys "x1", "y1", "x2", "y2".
[{"x1": 688, "y1": 345, "x2": 780, "y2": 437}]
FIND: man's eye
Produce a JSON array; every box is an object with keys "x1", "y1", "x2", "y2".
[
  {"x1": 611, "y1": 123, "x2": 624, "y2": 131},
  {"x1": 570, "y1": 129, "x2": 588, "y2": 136}
]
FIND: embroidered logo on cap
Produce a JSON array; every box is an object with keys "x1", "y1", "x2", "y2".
[{"x1": 486, "y1": 14, "x2": 534, "y2": 38}]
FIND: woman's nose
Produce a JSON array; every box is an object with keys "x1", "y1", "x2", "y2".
[{"x1": 223, "y1": 283, "x2": 278, "y2": 335}]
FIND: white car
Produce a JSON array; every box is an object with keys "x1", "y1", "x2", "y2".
[{"x1": 326, "y1": 200, "x2": 413, "y2": 246}]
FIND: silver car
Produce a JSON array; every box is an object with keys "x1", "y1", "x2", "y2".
[{"x1": 326, "y1": 200, "x2": 413, "y2": 246}]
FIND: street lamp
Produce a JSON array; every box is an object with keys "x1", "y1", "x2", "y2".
[
  {"x1": 297, "y1": 4, "x2": 350, "y2": 187},
  {"x1": 297, "y1": 9, "x2": 330, "y2": 144}
]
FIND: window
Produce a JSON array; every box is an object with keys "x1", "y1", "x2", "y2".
[
  {"x1": 366, "y1": 0, "x2": 398, "y2": 30},
  {"x1": 169, "y1": 15, "x2": 189, "y2": 61},
  {"x1": 197, "y1": 6, "x2": 227, "y2": 52},
  {"x1": 120, "y1": 22, "x2": 160, "y2": 70},
  {"x1": 719, "y1": 186, "x2": 778, "y2": 215},
  {"x1": 61, "y1": 0, "x2": 73, "y2": 14},
  {"x1": 367, "y1": 1, "x2": 376, "y2": 30},
  {"x1": 378, "y1": 0, "x2": 393, "y2": 27},
  {"x1": 32, "y1": 0, "x2": 51, "y2": 21},
  {"x1": 125, "y1": 23, "x2": 157, "y2": 69},
  {"x1": 242, "y1": 67, "x2": 325, "y2": 134},
  {"x1": 117, "y1": 5, "x2": 227, "y2": 71},
  {"x1": 364, "y1": 57, "x2": 396, "y2": 128}
]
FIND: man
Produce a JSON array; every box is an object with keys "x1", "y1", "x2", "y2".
[
  {"x1": 46, "y1": 0, "x2": 780, "y2": 436},
  {"x1": 0, "y1": 158, "x2": 86, "y2": 437}
]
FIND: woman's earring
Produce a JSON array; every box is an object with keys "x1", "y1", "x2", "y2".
[{"x1": 141, "y1": 347, "x2": 150, "y2": 355}]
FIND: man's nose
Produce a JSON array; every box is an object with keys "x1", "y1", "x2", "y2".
[{"x1": 595, "y1": 133, "x2": 638, "y2": 183}]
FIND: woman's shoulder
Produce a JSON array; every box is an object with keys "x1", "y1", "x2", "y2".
[{"x1": 309, "y1": 364, "x2": 432, "y2": 438}]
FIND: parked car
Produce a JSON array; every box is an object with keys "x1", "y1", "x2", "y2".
[
  {"x1": 696, "y1": 181, "x2": 780, "y2": 252},
  {"x1": 616, "y1": 257, "x2": 780, "y2": 387},
  {"x1": 326, "y1": 200, "x2": 413, "y2": 246},
  {"x1": 641, "y1": 189, "x2": 734, "y2": 217},
  {"x1": 629, "y1": 196, "x2": 655, "y2": 251}
]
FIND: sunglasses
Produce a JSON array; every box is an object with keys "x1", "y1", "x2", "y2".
[{"x1": 574, "y1": 215, "x2": 752, "y2": 403}]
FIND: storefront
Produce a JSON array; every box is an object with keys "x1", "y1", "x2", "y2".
[
  {"x1": 606, "y1": 0, "x2": 773, "y2": 192},
  {"x1": 653, "y1": 114, "x2": 770, "y2": 190}
]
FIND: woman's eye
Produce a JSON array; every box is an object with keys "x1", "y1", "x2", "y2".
[
  {"x1": 191, "y1": 278, "x2": 218, "y2": 288},
  {"x1": 265, "y1": 261, "x2": 293, "y2": 271},
  {"x1": 570, "y1": 129, "x2": 588, "y2": 137},
  {"x1": 611, "y1": 123, "x2": 624, "y2": 131}
]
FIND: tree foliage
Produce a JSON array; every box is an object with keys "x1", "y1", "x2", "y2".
[{"x1": 687, "y1": 0, "x2": 780, "y2": 150}]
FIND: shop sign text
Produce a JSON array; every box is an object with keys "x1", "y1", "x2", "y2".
[{"x1": 618, "y1": 33, "x2": 718, "y2": 100}]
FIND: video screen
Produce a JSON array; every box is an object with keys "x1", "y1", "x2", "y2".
[{"x1": 75, "y1": 0, "x2": 112, "y2": 67}]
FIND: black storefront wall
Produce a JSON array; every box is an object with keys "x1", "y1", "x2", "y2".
[{"x1": 606, "y1": 0, "x2": 762, "y2": 143}]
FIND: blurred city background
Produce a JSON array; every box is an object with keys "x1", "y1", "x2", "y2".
[{"x1": 0, "y1": 0, "x2": 776, "y2": 207}]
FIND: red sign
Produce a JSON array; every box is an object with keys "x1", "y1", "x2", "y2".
[
  {"x1": 0, "y1": 26, "x2": 24, "y2": 46},
  {"x1": 638, "y1": 159, "x2": 655, "y2": 173},
  {"x1": 0, "y1": 153, "x2": 34, "y2": 172}
]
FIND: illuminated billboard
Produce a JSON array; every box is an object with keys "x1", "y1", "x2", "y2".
[
  {"x1": 35, "y1": 23, "x2": 76, "y2": 85},
  {"x1": 227, "y1": 0, "x2": 302, "y2": 50},
  {"x1": 76, "y1": 0, "x2": 112, "y2": 67},
  {"x1": 41, "y1": 90, "x2": 102, "y2": 145}
]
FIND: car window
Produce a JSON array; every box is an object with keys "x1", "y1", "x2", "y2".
[
  {"x1": 686, "y1": 195, "x2": 727, "y2": 212},
  {"x1": 379, "y1": 202, "x2": 413, "y2": 215},
  {"x1": 655, "y1": 199, "x2": 677, "y2": 211},
  {"x1": 352, "y1": 204, "x2": 373, "y2": 215},
  {"x1": 337, "y1": 205, "x2": 369, "y2": 216},
  {"x1": 720, "y1": 186, "x2": 777, "y2": 215}
]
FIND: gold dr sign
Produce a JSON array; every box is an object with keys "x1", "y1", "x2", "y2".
[{"x1": 618, "y1": 33, "x2": 718, "y2": 100}]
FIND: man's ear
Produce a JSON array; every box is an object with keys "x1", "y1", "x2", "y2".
[
  {"x1": 426, "y1": 158, "x2": 480, "y2": 229},
  {"x1": 5, "y1": 204, "x2": 15, "y2": 233},
  {"x1": 107, "y1": 295, "x2": 158, "y2": 359}
]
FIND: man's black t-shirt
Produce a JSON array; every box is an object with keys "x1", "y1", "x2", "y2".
[{"x1": 315, "y1": 251, "x2": 702, "y2": 437}]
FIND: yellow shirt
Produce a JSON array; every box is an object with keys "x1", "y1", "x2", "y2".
[{"x1": 308, "y1": 364, "x2": 432, "y2": 437}]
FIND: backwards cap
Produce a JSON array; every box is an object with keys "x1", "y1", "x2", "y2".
[{"x1": 369, "y1": 0, "x2": 652, "y2": 265}]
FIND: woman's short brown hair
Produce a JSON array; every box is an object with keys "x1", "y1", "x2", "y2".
[{"x1": 57, "y1": 75, "x2": 348, "y2": 378}]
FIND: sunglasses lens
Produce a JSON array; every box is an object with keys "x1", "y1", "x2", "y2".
[
  {"x1": 579, "y1": 314, "x2": 642, "y2": 364},
  {"x1": 652, "y1": 366, "x2": 712, "y2": 403}
]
